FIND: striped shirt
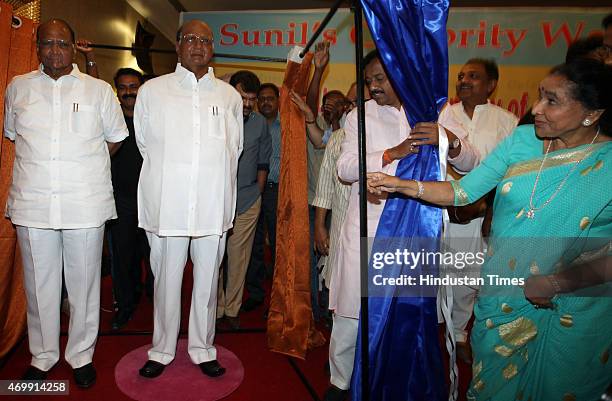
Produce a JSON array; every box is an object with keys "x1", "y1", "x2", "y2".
[
  {"x1": 267, "y1": 114, "x2": 281, "y2": 183},
  {"x1": 311, "y1": 128, "x2": 351, "y2": 285}
]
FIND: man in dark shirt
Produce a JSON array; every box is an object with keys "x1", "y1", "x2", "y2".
[
  {"x1": 243, "y1": 83, "x2": 281, "y2": 312},
  {"x1": 109, "y1": 68, "x2": 151, "y2": 330},
  {"x1": 217, "y1": 71, "x2": 271, "y2": 329}
]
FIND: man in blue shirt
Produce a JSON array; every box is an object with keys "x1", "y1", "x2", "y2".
[
  {"x1": 217, "y1": 71, "x2": 271, "y2": 328},
  {"x1": 243, "y1": 83, "x2": 280, "y2": 311}
]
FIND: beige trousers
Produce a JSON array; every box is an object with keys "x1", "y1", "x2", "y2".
[{"x1": 217, "y1": 196, "x2": 261, "y2": 318}]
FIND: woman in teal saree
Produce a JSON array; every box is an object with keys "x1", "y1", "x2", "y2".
[{"x1": 366, "y1": 58, "x2": 612, "y2": 401}]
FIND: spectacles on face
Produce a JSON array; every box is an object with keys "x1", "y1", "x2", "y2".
[
  {"x1": 181, "y1": 34, "x2": 213, "y2": 46},
  {"x1": 38, "y1": 39, "x2": 72, "y2": 49}
]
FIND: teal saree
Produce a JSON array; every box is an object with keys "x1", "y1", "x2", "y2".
[{"x1": 451, "y1": 125, "x2": 612, "y2": 401}]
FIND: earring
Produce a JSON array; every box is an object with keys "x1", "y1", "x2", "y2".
[{"x1": 582, "y1": 119, "x2": 592, "y2": 126}]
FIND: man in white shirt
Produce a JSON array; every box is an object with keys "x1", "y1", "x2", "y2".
[
  {"x1": 3, "y1": 19, "x2": 128, "y2": 387},
  {"x1": 134, "y1": 19, "x2": 243, "y2": 379},
  {"x1": 438, "y1": 58, "x2": 518, "y2": 364},
  {"x1": 325, "y1": 50, "x2": 454, "y2": 401}
]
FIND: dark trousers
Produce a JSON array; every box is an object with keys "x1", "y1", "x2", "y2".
[
  {"x1": 108, "y1": 196, "x2": 151, "y2": 312},
  {"x1": 245, "y1": 182, "x2": 278, "y2": 303}
]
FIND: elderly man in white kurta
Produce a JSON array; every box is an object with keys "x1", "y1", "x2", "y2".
[
  {"x1": 324, "y1": 51, "x2": 454, "y2": 401},
  {"x1": 134, "y1": 20, "x2": 243, "y2": 379},
  {"x1": 437, "y1": 58, "x2": 518, "y2": 364},
  {"x1": 4, "y1": 19, "x2": 127, "y2": 386}
]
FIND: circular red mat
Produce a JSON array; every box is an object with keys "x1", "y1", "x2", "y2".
[{"x1": 115, "y1": 340, "x2": 244, "y2": 401}]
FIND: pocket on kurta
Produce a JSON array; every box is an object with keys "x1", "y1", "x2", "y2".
[
  {"x1": 69, "y1": 104, "x2": 100, "y2": 138},
  {"x1": 207, "y1": 105, "x2": 226, "y2": 139}
]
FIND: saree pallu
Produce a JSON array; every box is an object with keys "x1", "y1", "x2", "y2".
[{"x1": 451, "y1": 125, "x2": 612, "y2": 401}]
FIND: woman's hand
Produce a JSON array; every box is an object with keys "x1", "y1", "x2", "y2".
[
  {"x1": 367, "y1": 172, "x2": 401, "y2": 195},
  {"x1": 523, "y1": 275, "x2": 556, "y2": 309}
]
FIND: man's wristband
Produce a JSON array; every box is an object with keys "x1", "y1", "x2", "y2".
[{"x1": 305, "y1": 119, "x2": 315, "y2": 124}]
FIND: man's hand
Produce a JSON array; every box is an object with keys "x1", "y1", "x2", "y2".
[
  {"x1": 408, "y1": 122, "x2": 440, "y2": 147},
  {"x1": 314, "y1": 224, "x2": 330, "y2": 255},
  {"x1": 75, "y1": 39, "x2": 94, "y2": 55},
  {"x1": 313, "y1": 41, "x2": 330, "y2": 70},
  {"x1": 386, "y1": 137, "x2": 419, "y2": 161},
  {"x1": 290, "y1": 90, "x2": 315, "y2": 121}
]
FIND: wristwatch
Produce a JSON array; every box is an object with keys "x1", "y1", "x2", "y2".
[{"x1": 449, "y1": 138, "x2": 460, "y2": 150}]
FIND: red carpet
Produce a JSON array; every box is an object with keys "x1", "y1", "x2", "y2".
[
  {"x1": 0, "y1": 256, "x2": 472, "y2": 400},
  {"x1": 115, "y1": 340, "x2": 243, "y2": 401}
]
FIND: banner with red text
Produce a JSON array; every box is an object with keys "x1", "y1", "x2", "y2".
[{"x1": 182, "y1": 8, "x2": 609, "y2": 118}]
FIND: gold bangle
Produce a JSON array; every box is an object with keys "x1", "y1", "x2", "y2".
[
  {"x1": 415, "y1": 180, "x2": 424, "y2": 199},
  {"x1": 546, "y1": 275, "x2": 563, "y2": 294}
]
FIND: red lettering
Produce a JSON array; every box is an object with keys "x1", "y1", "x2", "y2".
[
  {"x1": 300, "y1": 22, "x2": 308, "y2": 45},
  {"x1": 349, "y1": 26, "x2": 375, "y2": 49},
  {"x1": 477, "y1": 21, "x2": 487, "y2": 48},
  {"x1": 242, "y1": 30, "x2": 261, "y2": 46},
  {"x1": 459, "y1": 29, "x2": 475, "y2": 48},
  {"x1": 447, "y1": 29, "x2": 456, "y2": 46},
  {"x1": 541, "y1": 22, "x2": 585, "y2": 48},
  {"x1": 491, "y1": 24, "x2": 501, "y2": 48},
  {"x1": 220, "y1": 23, "x2": 239, "y2": 46},
  {"x1": 287, "y1": 22, "x2": 297, "y2": 45},
  {"x1": 263, "y1": 30, "x2": 284, "y2": 46},
  {"x1": 323, "y1": 29, "x2": 337, "y2": 45}
]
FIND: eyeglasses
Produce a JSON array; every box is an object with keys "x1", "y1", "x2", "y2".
[
  {"x1": 38, "y1": 39, "x2": 72, "y2": 49},
  {"x1": 181, "y1": 34, "x2": 213, "y2": 46}
]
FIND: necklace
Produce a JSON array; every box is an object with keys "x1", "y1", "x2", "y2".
[{"x1": 526, "y1": 128, "x2": 600, "y2": 219}]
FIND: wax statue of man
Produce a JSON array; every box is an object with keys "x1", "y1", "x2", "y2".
[{"x1": 134, "y1": 19, "x2": 243, "y2": 378}]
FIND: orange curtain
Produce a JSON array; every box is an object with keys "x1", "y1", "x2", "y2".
[
  {"x1": 267, "y1": 52, "x2": 326, "y2": 359},
  {"x1": 0, "y1": 2, "x2": 38, "y2": 358}
]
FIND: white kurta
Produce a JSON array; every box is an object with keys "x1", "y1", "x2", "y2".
[
  {"x1": 331, "y1": 100, "x2": 448, "y2": 319},
  {"x1": 4, "y1": 64, "x2": 128, "y2": 229},
  {"x1": 440, "y1": 101, "x2": 519, "y2": 173},
  {"x1": 438, "y1": 101, "x2": 518, "y2": 241},
  {"x1": 3, "y1": 64, "x2": 127, "y2": 370},
  {"x1": 134, "y1": 65, "x2": 243, "y2": 237}
]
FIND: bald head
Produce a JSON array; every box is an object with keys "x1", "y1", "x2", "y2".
[
  {"x1": 176, "y1": 20, "x2": 212, "y2": 42},
  {"x1": 37, "y1": 18, "x2": 75, "y2": 43}
]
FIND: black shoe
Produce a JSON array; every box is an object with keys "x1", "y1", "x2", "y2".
[
  {"x1": 240, "y1": 298, "x2": 263, "y2": 312},
  {"x1": 139, "y1": 360, "x2": 165, "y2": 378},
  {"x1": 22, "y1": 366, "x2": 48, "y2": 380},
  {"x1": 111, "y1": 309, "x2": 133, "y2": 331},
  {"x1": 73, "y1": 363, "x2": 96, "y2": 388},
  {"x1": 322, "y1": 385, "x2": 349, "y2": 401},
  {"x1": 198, "y1": 360, "x2": 225, "y2": 377}
]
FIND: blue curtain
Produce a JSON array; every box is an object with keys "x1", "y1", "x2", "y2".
[{"x1": 351, "y1": 1, "x2": 450, "y2": 400}]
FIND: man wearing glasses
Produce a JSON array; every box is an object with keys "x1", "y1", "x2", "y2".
[
  {"x1": 135, "y1": 19, "x2": 243, "y2": 379},
  {"x1": 4, "y1": 19, "x2": 128, "y2": 387}
]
